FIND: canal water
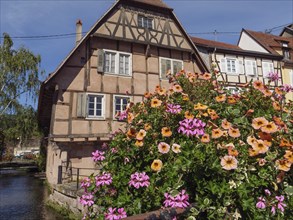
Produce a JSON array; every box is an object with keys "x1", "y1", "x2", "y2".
[{"x1": 0, "y1": 169, "x2": 65, "y2": 220}]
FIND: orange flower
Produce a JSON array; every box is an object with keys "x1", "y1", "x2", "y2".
[
  {"x1": 182, "y1": 93, "x2": 189, "y2": 101},
  {"x1": 262, "y1": 89, "x2": 272, "y2": 97},
  {"x1": 221, "y1": 155, "x2": 238, "y2": 170},
  {"x1": 280, "y1": 138, "x2": 292, "y2": 147},
  {"x1": 273, "y1": 101, "x2": 281, "y2": 111},
  {"x1": 173, "y1": 84, "x2": 183, "y2": 93},
  {"x1": 144, "y1": 92, "x2": 152, "y2": 98},
  {"x1": 161, "y1": 127, "x2": 172, "y2": 137},
  {"x1": 228, "y1": 127, "x2": 241, "y2": 138},
  {"x1": 215, "y1": 94, "x2": 226, "y2": 102},
  {"x1": 201, "y1": 134, "x2": 210, "y2": 143},
  {"x1": 184, "y1": 111, "x2": 194, "y2": 119},
  {"x1": 252, "y1": 140, "x2": 269, "y2": 154},
  {"x1": 200, "y1": 72, "x2": 212, "y2": 80},
  {"x1": 151, "y1": 98, "x2": 162, "y2": 108},
  {"x1": 245, "y1": 109, "x2": 254, "y2": 117},
  {"x1": 273, "y1": 116, "x2": 285, "y2": 127},
  {"x1": 284, "y1": 150, "x2": 293, "y2": 163},
  {"x1": 253, "y1": 80, "x2": 264, "y2": 90},
  {"x1": 228, "y1": 147, "x2": 239, "y2": 157},
  {"x1": 221, "y1": 119, "x2": 232, "y2": 130},
  {"x1": 155, "y1": 85, "x2": 161, "y2": 92},
  {"x1": 276, "y1": 159, "x2": 291, "y2": 172},
  {"x1": 136, "y1": 129, "x2": 146, "y2": 140},
  {"x1": 211, "y1": 128, "x2": 224, "y2": 139},
  {"x1": 227, "y1": 96, "x2": 237, "y2": 104},
  {"x1": 275, "y1": 87, "x2": 283, "y2": 95},
  {"x1": 144, "y1": 123, "x2": 152, "y2": 131},
  {"x1": 128, "y1": 112, "x2": 135, "y2": 124},
  {"x1": 252, "y1": 117, "x2": 268, "y2": 130},
  {"x1": 157, "y1": 88, "x2": 167, "y2": 96},
  {"x1": 247, "y1": 135, "x2": 257, "y2": 146},
  {"x1": 135, "y1": 140, "x2": 144, "y2": 147},
  {"x1": 210, "y1": 112, "x2": 219, "y2": 120},
  {"x1": 126, "y1": 128, "x2": 136, "y2": 139},
  {"x1": 194, "y1": 103, "x2": 208, "y2": 110},
  {"x1": 249, "y1": 148, "x2": 259, "y2": 156},
  {"x1": 261, "y1": 122, "x2": 278, "y2": 133},
  {"x1": 151, "y1": 159, "x2": 163, "y2": 172},
  {"x1": 257, "y1": 132, "x2": 272, "y2": 141}
]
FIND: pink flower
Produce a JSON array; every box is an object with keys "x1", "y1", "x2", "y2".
[
  {"x1": 256, "y1": 197, "x2": 266, "y2": 209},
  {"x1": 178, "y1": 118, "x2": 205, "y2": 137},
  {"x1": 276, "y1": 195, "x2": 286, "y2": 213},
  {"x1": 164, "y1": 190, "x2": 190, "y2": 208},
  {"x1": 271, "y1": 205, "x2": 276, "y2": 215},
  {"x1": 124, "y1": 157, "x2": 130, "y2": 164},
  {"x1": 111, "y1": 148, "x2": 118, "y2": 153},
  {"x1": 105, "y1": 207, "x2": 127, "y2": 220},
  {"x1": 129, "y1": 172, "x2": 150, "y2": 189},
  {"x1": 264, "y1": 189, "x2": 271, "y2": 196},
  {"x1": 158, "y1": 142, "x2": 170, "y2": 154},
  {"x1": 80, "y1": 177, "x2": 91, "y2": 190},
  {"x1": 95, "y1": 172, "x2": 112, "y2": 187},
  {"x1": 92, "y1": 150, "x2": 105, "y2": 162},
  {"x1": 166, "y1": 104, "x2": 182, "y2": 114},
  {"x1": 80, "y1": 193, "x2": 94, "y2": 207},
  {"x1": 267, "y1": 72, "x2": 279, "y2": 82},
  {"x1": 281, "y1": 84, "x2": 293, "y2": 93}
]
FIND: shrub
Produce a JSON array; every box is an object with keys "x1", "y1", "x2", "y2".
[{"x1": 81, "y1": 70, "x2": 292, "y2": 219}]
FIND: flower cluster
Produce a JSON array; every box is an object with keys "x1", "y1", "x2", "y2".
[
  {"x1": 80, "y1": 193, "x2": 94, "y2": 207},
  {"x1": 163, "y1": 190, "x2": 190, "y2": 208},
  {"x1": 178, "y1": 118, "x2": 206, "y2": 136},
  {"x1": 92, "y1": 150, "x2": 105, "y2": 162},
  {"x1": 166, "y1": 104, "x2": 182, "y2": 114},
  {"x1": 95, "y1": 172, "x2": 112, "y2": 187},
  {"x1": 105, "y1": 207, "x2": 127, "y2": 220},
  {"x1": 128, "y1": 172, "x2": 150, "y2": 189},
  {"x1": 256, "y1": 190, "x2": 287, "y2": 215},
  {"x1": 80, "y1": 177, "x2": 91, "y2": 190}
]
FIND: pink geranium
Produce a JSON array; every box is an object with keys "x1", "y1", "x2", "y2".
[
  {"x1": 95, "y1": 172, "x2": 112, "y2": 187},
  {"x1": 166, "y1": 104, "x2": 182, "y2": 114},
  {"x1": 92, "y1": 150, "x2": 105, "y2": 162},
  {"x1": 164, "y1": 190, "x2": 190, "y2": 208},
  {"x1": 80, "y1": 177, "x2": 91, "y2": 190},
  {"x1": 105, "y1": 207, "x2": 127, "y2": 220},
  {"x1": 80, "y1": 193, "x2": 94, "y2": 207},
  {"x1": 178, "y1": 118, "x2": 205, "y2": 137},
  {"x1": 256, "y1": 197, "x2": 266, "y2": 209},
  {"x1": 128, "y1": 172, "x2": 150, "y2": 189}
]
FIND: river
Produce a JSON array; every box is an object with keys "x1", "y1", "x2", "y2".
[{"x1": 0, "y1": 169, "x2": 65, "y2": 220}]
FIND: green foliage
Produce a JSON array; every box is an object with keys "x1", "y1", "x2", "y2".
[{"x1": 83, "y1": 70, "x2": 292, "y2": 219}]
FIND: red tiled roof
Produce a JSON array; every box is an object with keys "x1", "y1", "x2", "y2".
[
  {"x1": 190, "y1": 36, "x2": 242, "y2": 50},
  {"x1": 129, "y1": 0, "x2": 172, "y2": 10},
  {"x1": 245, "y1": 29, "x2": 293, "y2": 56}
]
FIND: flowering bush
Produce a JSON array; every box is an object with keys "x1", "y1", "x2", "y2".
[{"x1": 81, "y1": 70, "x2": 292, "y2": 219}]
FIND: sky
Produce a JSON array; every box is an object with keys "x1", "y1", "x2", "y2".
[{"x1": 0, "y1": 0, "x2": 293, "y2": 107}]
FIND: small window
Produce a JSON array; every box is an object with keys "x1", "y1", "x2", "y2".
[
  {"x1": 226, "y1": 58, "x2": 237, "y2": 74},
  {"x1": 245, "y1": 60, "x2": 257, "y2": 76},
  {"x1": 160, "y1": 57, "x2": 183, "y2": 79},
  {"x1": 102, "y1": 50, "x2": 132, "y2": 76},
  {"x1": 113, "y1": 96, "x2": 130, "y2": 119},
  {"x1": 284, "y1": 49, "x2": 290, "y2": 59},
  {"x1": 138, "y1": 15, "x2": 153, "y2": 29},
  {"x1": 262, "y1": 61, "x2": 274, "y2": 78},
  {"x1": 87, "y1": 94, "x2": 105, "y2": 118}
]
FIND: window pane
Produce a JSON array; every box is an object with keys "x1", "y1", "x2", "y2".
[
  {"x1": 96, "y1": 109, "x2": 102, "y2": 116},
  {"x1": 138, "y1": 15, "x2": 143, "y2": 27},
  {"x1": 88, "y1": 110, "x2": 94, "y2": 116}
]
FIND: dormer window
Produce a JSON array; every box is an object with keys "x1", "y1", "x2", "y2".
[
  {"x1": 282, "y1": 43, "x2": 288, "y2": 47},
  {"x1": 138, "y1": 15, "x2": 153, "y2": 29}
]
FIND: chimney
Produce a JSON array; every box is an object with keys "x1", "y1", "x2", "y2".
[{"x1": 76, "y1": 19, "x2": 82, "y2": 45}]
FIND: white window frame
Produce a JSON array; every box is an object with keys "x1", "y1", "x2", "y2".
[
  {"x1": 262, "y1": 61, "x2": 274, "y2": 78},
  {"x1": 159, "y1": 57, "x2": 183, "y2": 79},
  {"x1": 104, "y1": 49, "x2": 132, "y2": 76},
  {"x1": 226, "y1": 58, "x2": 237, "y2": 74},
  {"x1": 86, "y1": 93, "x2": 105, "y2": 119},
  {"x1": 113, "y1": 95, "x2": 131, "y2": 119},
  {"x1": 245, "y1": 59, "x2": 257, "y2": 76},
  {"x1": 138, "y1": 15, "x2": 154, "y2": 29}
]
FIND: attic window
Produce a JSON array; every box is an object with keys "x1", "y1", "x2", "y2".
[
  {"x1": 138, "y1": 15, "x2": 153, "y2": 29},
  {"x1": 282, "y1": 43, "x2": 288, "y2": 47}
]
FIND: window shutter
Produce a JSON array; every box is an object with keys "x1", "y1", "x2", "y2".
[
  {"x1": 245, "y1": 60, "x2": 254, "y2": 75},
  {"x1": 252, "y1": 61, "x2": 257, "y2": 76},
  {"x1": 237, "y1": 60, "x2": 244, "y2": 74},
  {"x1": 77, "y1": 93, "x2": 87, "y2": 117},
  {"x1": 160, "y1": 59, "x2": 167, "y2": 79},
  {"x1": 97, "y1": 49, "x2": 104, "y2": 73},
  {"x1": 220, "y1": 58, "x2": 227, "y2": 73}
]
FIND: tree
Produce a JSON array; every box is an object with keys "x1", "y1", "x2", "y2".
[{"x1": 0, "y1": 33, "x2": 42, "y2": 115}]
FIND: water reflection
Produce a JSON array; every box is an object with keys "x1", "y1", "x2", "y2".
[{"x1": 0, "y1": 169, "x2": 64, "y2": 220}]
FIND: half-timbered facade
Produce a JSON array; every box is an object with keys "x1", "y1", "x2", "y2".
[
  {"x1": 238, "y1": 28, "x2": 293, "y2": 100},
  {"x1": 38, "y1": 0, "x2": 208, "y2": 185},
  {"x1": 191, "y1": 36, "x2": 283, "y2": 90}
]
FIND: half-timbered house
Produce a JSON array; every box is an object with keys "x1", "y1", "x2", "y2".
[
  {"x1": 38, "y1": 0, "x2": 208, "y2": 185},
  {"x1": 191, "y1": 36, "x2": 284, "y2": 91}
]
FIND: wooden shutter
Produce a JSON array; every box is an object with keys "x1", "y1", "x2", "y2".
[
  {"x1": 245, "y1": 60, "x2": 254, "y2": 75},
  {"x1": 237, "y1": 60, "x2": 244, "y2": 74},
  {"x1": 77, "y1": 93, "x2": 87, "y2": 117},
  {"x1": 97, "y1": 49, "x2": 104, "y2": 73},
  {"x1": 262, "y1": 62, "x2": 272, "y2": 77},
  {"x1": 220, "y1": 58, "x2": 227, "y2": 73}
]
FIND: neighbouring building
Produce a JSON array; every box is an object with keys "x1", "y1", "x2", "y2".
[
  {"x1": 38, "y1": 0, "x2": 208, "y2": 185},
  {"x1": 238, "y1": 28, "x2": 293, "y2": 100},
  {"x1": 191, "y1": 36, "x2": 283, "y2": 90}
]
